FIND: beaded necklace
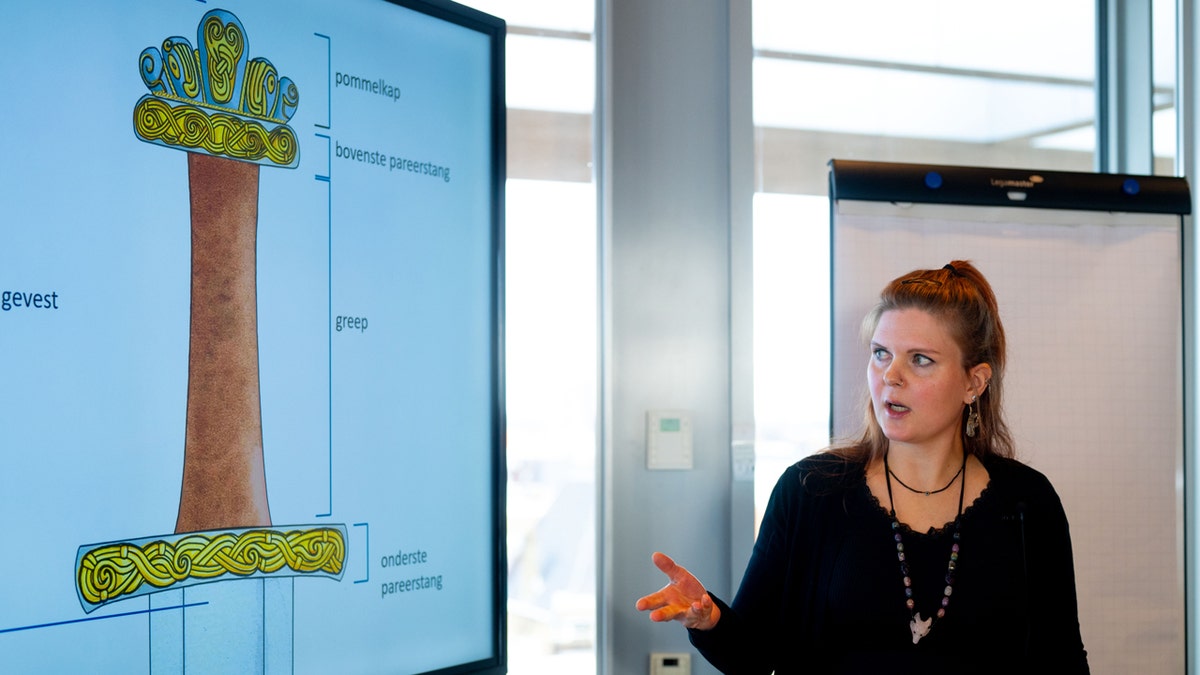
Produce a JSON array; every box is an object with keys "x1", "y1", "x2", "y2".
[{"x1": 884, "y1": 450, "x2": 966, "y2": 645}]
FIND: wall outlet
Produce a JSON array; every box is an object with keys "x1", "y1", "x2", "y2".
[{"x1": 650, "y1": 652, "x2": 691, "y2": 675}]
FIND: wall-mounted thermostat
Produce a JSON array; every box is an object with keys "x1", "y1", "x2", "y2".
[{"x1": 646, "y1": 410, "x2": 693, "y2": 470}]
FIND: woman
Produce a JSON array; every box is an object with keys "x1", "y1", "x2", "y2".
[{"x1": 635, "y1": 261, "x2": 1088, "y2": 674}]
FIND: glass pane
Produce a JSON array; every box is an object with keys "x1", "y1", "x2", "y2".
[
  {"x1": 752, "y1": 194, "x2": 829, "y2": 525},
  {"x1": 755, "y1": 59, "x2": 1093, "y2": 143},
  {"x1": 507, "y1": 34, "x2": 595, "y2": 113},
  {"x1": 505, "y1": 179, "x2": 597, "y2": 673},
  {"x1": 754, "y1": 1, "x2": 1093, "y2": 79},
  {"x1": 464, "y1": 0, "x2": 593, "y2": 33},
  {"x1": 753, "y1": 0, "x2": 1096, "y2": 191},
  {"x1": 1153, "y1": 0, "x2": 1177, "y2": 172}
]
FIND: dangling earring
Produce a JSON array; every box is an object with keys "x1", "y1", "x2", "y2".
[{"x1": 965, "y1": 395, "x2": 980, "y2": 438}]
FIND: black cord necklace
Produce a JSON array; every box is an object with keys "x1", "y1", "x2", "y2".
[
  {"x1": 884, "y1": 450, "x2": 967, "y2": 644},
  {"x1": 887, "y1": 461, "x2": 964, "y2": 496}
]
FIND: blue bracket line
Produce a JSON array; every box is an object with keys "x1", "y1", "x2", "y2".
[
  {"x1": 314, "y1": 133, "x2": 331, "y2": 182},
  {"x1": 0, "y1": 602, "x2": 209, "y2": 635},
  {"x1": 316, "y1": 131, "x2": 333, "y2": 519},
  {"x1": 312, "y1": 31, "x2": 332, "y2": 519},
  {"x1": 353, "y1": 522, "x2": 369, "y2": 584},
  {"x1": 314, "y1": 33, "x2": 331, "y2": 129}
]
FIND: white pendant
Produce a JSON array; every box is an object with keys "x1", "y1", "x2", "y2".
[{"x1": 909, "y1": 613, "x2": 932, "y2": 644}]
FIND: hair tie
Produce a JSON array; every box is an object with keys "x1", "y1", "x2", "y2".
[{"x1": 943, "y1": 263, "x2": 958, "y2": 275}]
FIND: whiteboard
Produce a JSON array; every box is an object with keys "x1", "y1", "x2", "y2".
[{"x1": 831, "y1": 198, "x2": 1185, "y2": 674}]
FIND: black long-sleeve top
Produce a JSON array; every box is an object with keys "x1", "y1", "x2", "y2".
[{"x1": 689, "y1": 452, "x2": 1089, "y2": 674}]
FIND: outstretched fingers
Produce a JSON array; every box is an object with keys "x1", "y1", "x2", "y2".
[{"x1": 635, "y1": 552, "x2": 721, "y2": 630}]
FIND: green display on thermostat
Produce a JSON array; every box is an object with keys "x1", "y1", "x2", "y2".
[{"x1": 660, "y1": 418, "x2": 681, "y2": 432}]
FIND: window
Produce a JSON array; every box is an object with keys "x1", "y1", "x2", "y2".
[
  {"x1": 458, "y1": 1, "x2": 597, "y2": 671},
  {"x1": 1153, "y1": 0, "x2": 1178, "y2": 173}
]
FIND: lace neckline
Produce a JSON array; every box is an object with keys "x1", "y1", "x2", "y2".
[{"x1": 861, "y1": 472, "x2": 992, "y2": 537}]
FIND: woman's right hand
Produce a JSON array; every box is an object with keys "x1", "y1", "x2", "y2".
[{"x1": 634, "y1": 551, "x2": 721, "y2": 630}]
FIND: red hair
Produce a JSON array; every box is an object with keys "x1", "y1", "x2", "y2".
[{"x1": 830, "y1": 260, "x2": 1014, "y2": 467}]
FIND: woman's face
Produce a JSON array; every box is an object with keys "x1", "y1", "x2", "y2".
[{"x1": 868, "y1": 308, "x2": 987, "y2": 450}]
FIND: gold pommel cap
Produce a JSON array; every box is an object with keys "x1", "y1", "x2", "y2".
[{"x1": 133, "y1": 9, "x2": 299, "y2": 167}]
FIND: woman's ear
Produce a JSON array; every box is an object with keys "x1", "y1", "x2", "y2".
[{"x1": 967, "y1": 363, "x2": 992, "y2": 401}]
